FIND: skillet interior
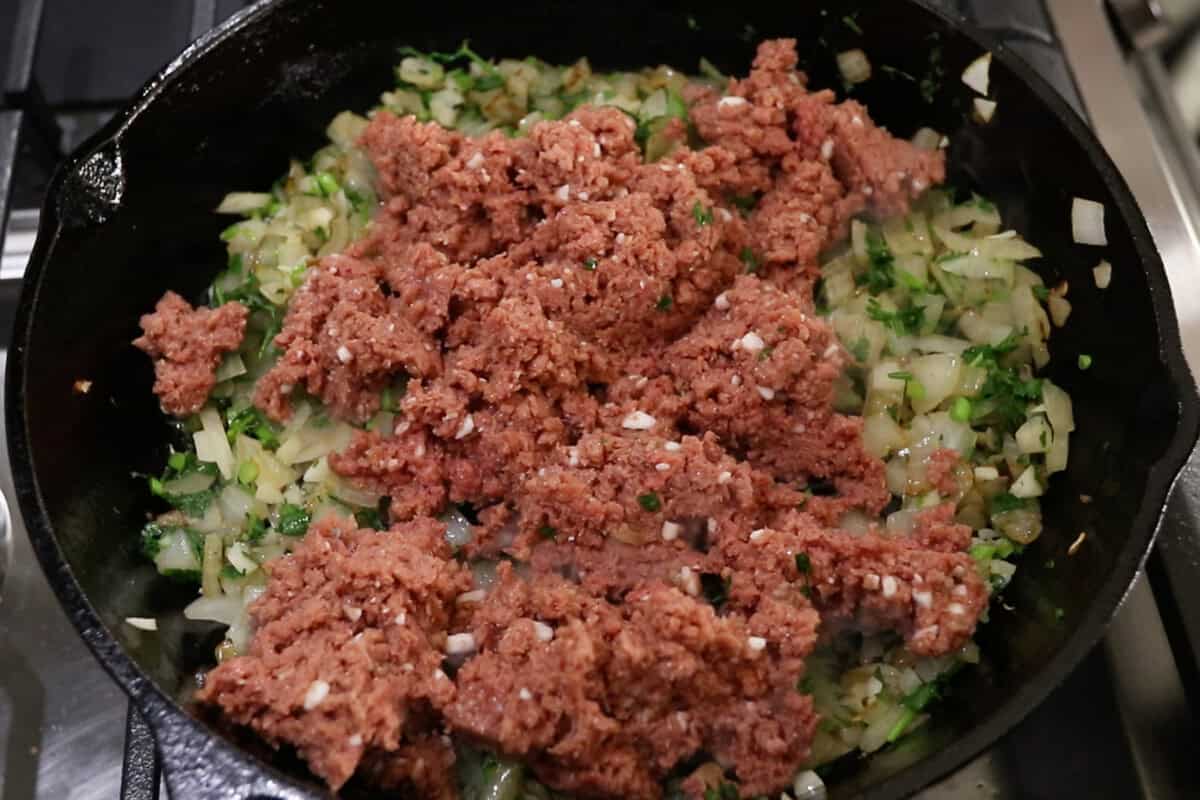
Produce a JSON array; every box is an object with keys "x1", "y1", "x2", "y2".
[{"x1": 8, "y1": 1, "x2": 1198, "y2": 797}]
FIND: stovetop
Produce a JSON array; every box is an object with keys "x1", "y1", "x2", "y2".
[{"x1": 1, "y1": 1, "x2": 1198, "y2": 798}]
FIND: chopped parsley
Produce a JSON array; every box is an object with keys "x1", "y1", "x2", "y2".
[
  {"x1": 583, "y1": 257, "x2": 598, "y2": 271},
  {"x1": 277, "y1": 504, "x2": 311, "y2": 537},
  {"x1": 739, "y1": 247, "x2": 760, "y2": 274},
  {"x1": 225, "y1": 405, "x2": 281, "y2": 450},
  {"x1": 355, "y1": 508, "x2": 385, "y2": 530},
  {"x1": 656, "y1": 294, "x2": 674, "y2": 312},
  {"x1": 758, "y1": 346, "x2": 774, "y2": 361},
  {"x1": 243, "y1": 515, "x2": 267, "y2": 544},
  {"x1": 991, "y1": 492, "x2": 1029, "y2": 514},
  {"x1": 637, "y1": 491, "x2": 662, "y2": 512},
  {"x1": 849, "y1": 336, "x2": 871, "y2": 363},
  {"x1": 842, "y1": 14, "x2": 863, "y2": 34},
  {"x1": 964, "y1": 334, "x2": 1043, "y2": 432},
  {"x1": 856, "y1": 230, "x2": 895, "y2": 294},
  {"x1": 692, "y1": 201, "x2": 714, "y2": 226},
  {"x1": 867, "y1": 297, "x2": 924, "y2": 335}
]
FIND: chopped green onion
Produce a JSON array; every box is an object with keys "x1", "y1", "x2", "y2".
[
  {"x1": 887, "y1": 370, "x2": 914, "y2": 382},
  {"x1": 692, "y1": 201, "x2": 714, "y2": 226},
  {"x1": 237, "y1": 460, "x2": 259, "y2": 485},
  {"x1": 740, "y1": 247, "x2": 760, "y2": 274},
  {"x1": 167, "y1": 452, "x2": 188, "y2": 472},
  {"x1": 1077, "y1": 354, "x2": 1093, "y2": 370},
  {"x1": 906, "y1": 379, "x2": 927, "y2": 401},
  {"x1": 315, "y1": 172, "x2": 340, "y2": 197},
  {"x1": 277, "y1": 504, "x2": 311, "y2": 537},
  {"x1": 583, "y1": 257, "x2": 598, "y2": 271},
  {"x1": 950, "y1": 396, "x2": 972, "y2": 422}
]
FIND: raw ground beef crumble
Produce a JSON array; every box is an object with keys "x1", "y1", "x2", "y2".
[{"x1": 180, "y1": 39, "x2": 974, "y2": 800}]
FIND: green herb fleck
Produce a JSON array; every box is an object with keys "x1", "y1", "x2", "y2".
[
  {"x1": 991, "y1": 492, "x2": 1028, "y2": 514},
  {"x1": 867, "y1": 297, "x2": 924, "y2": 335},
  {"x1": 1078, "y1": 354, "x2": 1093, "y2": 370},
  {"x1": 857, "y1": 230, "x2": 896, "y2": 294},
  {"x1": 277, "y1": 504, "x2": 311, "y2": 537},
  {"x1": 729, "y1": 194, "x2": 758, "y2": 216},
  {"x1": 355, "y1": 508, "x2": 385, "y2": 530},
  {"x1": 692, "y1": 201, "x2": 714, "y2": 227},
  {"x1": 656, "y1": 294, "x2": 674, "y2": 312},
  {"x1": 906, "y1": 379, "x2": 927, "y2": 401},
  {"x1": 538, "y1": 524, "x2": 557, "y2": 540},
  {"x1": 583, "y1": 257, "x2": 598, "y2": 271},
  {"x1": 849, "y1": 336, "x2": 871, "y2": 363},
  {"x1": 740, "y1": 246, "x2": 760, "y2": 274},
  {"x1": 888, "y1": 370, "x2": 914, "y2": 382},
  {"x1": 315, "y1": 172, "x2": 339, "y2": 198},
  {"x1": 637, "y1": 491, "x2": 662, "y2": 512},
  {"x1": 1032, "y1": 285, "x2": 1050, "y2": 301},
  {"x1": 243, "y1": 515, "x2": 267, "y2": 544},
  {"x1": 758, "y1": 346, "x2": 774, "y2": 361},
  {"x1": 842, "y1": 14, "x2": 863, "y2": 34}
]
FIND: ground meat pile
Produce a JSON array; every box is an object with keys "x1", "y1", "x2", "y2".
[
  {"x1": 190, "y1": 40, "x2": 983, "y2": 799},
  {"x1": 134, "y1": 291, "x2": 248, "y2": 416}
]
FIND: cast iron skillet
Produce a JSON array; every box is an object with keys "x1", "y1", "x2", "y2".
[{"x1": 7, "y1": 0, "x2": 1198, "y2": 797}]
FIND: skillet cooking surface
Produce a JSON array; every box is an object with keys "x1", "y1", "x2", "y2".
[{"x1": 7, "y1": 1, "x2": 1198, "y2": 797}]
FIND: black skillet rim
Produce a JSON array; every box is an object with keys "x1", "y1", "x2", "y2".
[{"x1": 7, "y1": 0, "x2": 1199, "y2": 797}]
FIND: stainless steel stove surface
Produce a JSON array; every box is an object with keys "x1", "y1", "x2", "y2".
[{"x1": 1, "y1": 1, "x2": 1199, "y2": 798}]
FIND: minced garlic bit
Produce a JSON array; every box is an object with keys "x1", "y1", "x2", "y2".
[
  {"x1": 749, "y1": 528, "x2": 767, "y2": 543},
  {"x1": 739, "y1": 331, "x2": 766, "y2": 353},
  {"x1": 663, "y1": 441, "x2": 681, "y2": 452},
  {"x1": 454, "y1": 414, "x2": 475, "y2": 439},
  {"x1": 445, "y1": 632, "x2": 477, "y2": 655},
  {"x1": 621, "y1": 410, "x2": 656, "y2": 430},
  {"x1": 757, "y1": 386, "x2": 775, "y2": 401},
  {"x1": 912, "y1": 590, "x2": 932, "y2": 608},
  {"x1": 519, "y1": 688, "x2": 533, "y2": 701},
  {"x1": 533, "y1": 621, "x2": 554, "y2": 642},
  {"x1": 718, "y1": 95, "x2": 748, "y2": 108},
  {"x1": 303, "y1": 679, "x2": 330, "y2": 711},
  {"x1": 881, "y1": 575, "x2": 898, "y2": 597},
  {"x1": 1068, "y1": 531, "x2": 1087, "y2": 556},
  {"x1": 336, "y1": 345, "x2": 353, "y2": 363},
  {"x1": 717, "y1": 471, "x2": 733, "y2": 484},
  {"x1": 457, "y1": 589, "x2": 486, "y2": 605},
  {"x1": 747, "y1": 636, "x2": 767, "y2": 652},
  {"x1": 661, "y1": 521, "x2": 681, "y2": 541},
  {"x1": 73, "y1": 379, "x2": 93, "y2": 394},
  {"x1": 714, "y1": 292, "x2": 730, "y2": 310}
]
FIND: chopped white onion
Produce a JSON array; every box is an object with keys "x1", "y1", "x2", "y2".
[
  {"x1": 226, "y1": 541, "x2": 259, "y2": 575},
  {"x1": 216, "y1": 192, "x2": 273, "y2": 214},
  {"x1": 124, "y1": 617, "x2": 158, "y2": 631},
  {"x1": 911, "y1": 127, "x2": 942, "y2": 151},
  {"x1": 973, "y1": 97, "x2": 997, "y2": 123},
  {"x1": 908, "y1": 353, "x2": 962, "y2": 414},
  {"x1": 194, "y1": 406, "x2": 236, "y2": 480},
  {"x1": 1072, "y1": 197, "x2": 1107, "y2": 245},
  {"x1": 1048, "y1": 294, "x2": 1072, "y2": 327},
  {"x1": 184, "y1": 594, "x2": 243, "y2": 626},
  {"x1": 961, "y1": 52, "x2": 992, "y2": 95},
  {"x1": 1009, "y1": 465, "x2": 1044, "y2": 498},
  {"x1": 214, "y1": 353, "x2": 247, "y2": 382},
  {"x1": 1093, "y1": 260, "x2": 1112, "y2": 289},
  {"x1": 837, "y1": 49, "x2": 872, "y2": 85}
]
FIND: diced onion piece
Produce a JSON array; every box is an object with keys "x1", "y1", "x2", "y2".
[
  {"x1": 793, "y1": 769, "x2": 827, "y2": 800},
  {"x1": 851, "y1": 219, "x2": 870, "y2": 266},
  {"x1": 1009, "y1": 466, "x2": 1044, "y2": 498},
  {"x1": 938, "y1": 252, "x2": 1014, "y2": 284},
  {"x1": 124, "y1": 617, "x2": 157, "y2": 631},
  {"x1": 326, "y1": 111, "x2": 369, "y2": 147},
  {"x1": 837, "y1": 49, "x2": 872, "y2": 86},
  {"x1": 979, "y1": 235, "x2": 1041, "y2": 262},
  {"x1": 184, "y1": 594, "x2": 243, "y2": 626},
  {"x1": 870, "y1": 360, "x2": 907, "y2": 395},
  {"x1": 1015, "y1": 414, "x2": 1053, "y2": 454},
  {"x1": 214, "y1": 353, "x2": 247, "y2": 382},
  {"x1": 1048, "y1": 293, "x2": 1072, "y2": 327},
  {"x1": 993, "y1": 506, "x2": 1042, "y2": 544},
  {"x1": 911, "y1": 127, "x2": 942, "y2": 151},
  {"x1": 913, "y1": 334, "x2": 968, "y2": 355},
  {"x1": 201, "y1": 532, "x2": 224, "y2": 598},
  {"x1": 216, "y1": 192, "x2": 273, "y2": 214},
  {"x1": 1072, "y1": 197, "x2": 1107, "y2": 245},
  {"x1": 1045, "y1": 431, "x2": 1070, "y2": 474},
  {"x1": 226, "y1": 541, "x2": 259, "y2": 574},
  {"x1": 962, "y1": 52, "x2": 992, "y2": 95},
  {"x1": 429, "y1": 87, "x2": 465, "y2": 127},
  {"x1": 154, "y1": 530, "x2": 200, "y2": 573},
  {"x1": 863, "y1": 413, "x2": 907, "y2": 459},
  {"x1": 161, "y1": 470, "x2": 215, "y2": 496},
  {"x1": 1041, "y1": 381, "x2": 1075, "y2": 434},
  {"x1": 195, "y1": 406, "x2": 236, "y2": 480},
  {"x1": 908, "y1": 353, "x2": 962, "y2": 414},
  {"x1": 958, "y1": 310, "x2": 1013, "y2": 345},
  {"x1": 973, "y1": 97, "x2": 997, "y2": 123},
  {"x1": 1093, "y1": 260, "x2": 1112, "y2": 289},
  {"x1": 397, "y1": 56, "x2": 444, "y2": 88}
]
